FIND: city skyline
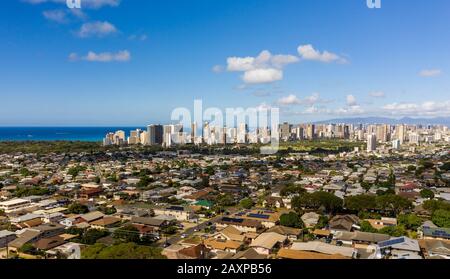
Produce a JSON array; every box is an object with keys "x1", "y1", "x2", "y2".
[{"x1": 1, "y1": 0, "x2": 450, "y2": 126}]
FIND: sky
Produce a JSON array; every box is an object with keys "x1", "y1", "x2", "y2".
[{"x1": 0, "y1": 0, "x2": 449, "y2": 126}]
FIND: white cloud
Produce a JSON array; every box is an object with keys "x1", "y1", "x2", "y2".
[
  {"x1": 227, "y1": 56, "x2": 255, "y2": 72},
  {"x1": 419, "y1": 69, "x2": 442, "y2": 77},
  {"x1": 69, "y1": 50, "x2": 131, "y2": 62},
  {"x1": 277, "y1": 93, "x2": 328, "y2": 107},
  {"x1": 225, "y1": 50, "x2": 299, "y2": 84},
  {"x1": 346, "y1": 95, "x2": 357, "y2": 106},
  {"x1": 42, "y1": 10, "x2": 68, "y2": 23},
  {"x1": 277, "y1": 94, "x2": 301, "y2": 106},
  {"x1": 382, "y1": 101, "x2": 450, "y2": 117},
  {"x1": 297, "y1": 44, "x2": 346, "y2": 63},
  {"x1": 76, "y1": 21, "x2": 118, "y2": 38},
  {"x1": 242, "y1": 68, "x2": 283, "y2": 84},
  {"x1": 369, "y1": 91, "x2": 385, "y2": 98},
  {"x1": 68, "y1": 52, "x2": 79, "y2": 61},
  {"x1": 23, "y1": 0, "x2": 120, "y2": 9},
  {"x1": 335, "y1": 105, "x2": 365, "y2": 115},
  {"x1": 212, "y1": 65, "x2": 224, "y2": 73}
]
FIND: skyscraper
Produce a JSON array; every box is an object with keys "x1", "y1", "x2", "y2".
[
  {"x1": 307, "y1": 124, "x2": 315, "y2": 140},
  {"x1": 148, "y1": 125, "x2": 163, "y2": 145},
  {"x1": 367, "y1": 133, "x2": 377, "y2": 152}
]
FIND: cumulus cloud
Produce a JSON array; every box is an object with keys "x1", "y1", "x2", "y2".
[
  {"x1": 419, "y1": 69, "x2": 442, "y2": 77},
  {"x1": 225, "y1": 50, "x2": 299, "y2": 84},
  {"x1": 243, "y1": 68, "x2": 283, "y2": 84},
  {"x1": 23, "y1": 0, "x2": 120, "y2": 9},
  {"x1": 42, "y1": 10, "x2": 68, "y2": 23},
  {"x1": 69, "y1": 50, "x2": 131, "y2": 62},
  {"x1": 369, "y1": 91, "x2": 385, "y2": 98},
  {"x1": 335, "y1": 105, "x2": 365, "y2": 115},
  {"x1": 76, "y1": 21, "x2": 118, "y2": 38},
  {"x1": 297, "y1": 44, "x2": 347, "y2": 63},
  {"x1": 346, "y1": 95, "x2": 358, "y2": 106},
  {"x1": 277, "y1": 93, "x2": 329, "y2": 106},
  {"x1": 382, "y1": 101, "x2": 450, "y2": 117}
]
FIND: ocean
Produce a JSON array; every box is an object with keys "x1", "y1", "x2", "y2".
[{"x1": 0, "y1": 127, "x2": 145, "y2": 142}]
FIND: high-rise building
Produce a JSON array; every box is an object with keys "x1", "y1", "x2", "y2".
[
  {"x1": 280, "y1": 122, "x2": 291, "y2": 141},
  {"x1": 237, "y1": 123, "x2": 247, "y2": 144},
  {"x1": 367, "y1": 133, "x2": 377, "y2": 152},
  {"x1": 148, "y1": 125, "x2": 163, "y2": 145},
  {"x1": 397, "y1": 124, "x2": 406, "y2": 144},
  {"x1": 191, "y1": 122, "x2": 197, "y2": 143},
  {"x1": 307, "y1": 124, "x2": 315, "y2": 140},
  {"x1": 392, "y1": 139, "x2": 401, "y2": 150},
  {"x1": 409, "y1": 132, "x2": 420, "y2": 145}
]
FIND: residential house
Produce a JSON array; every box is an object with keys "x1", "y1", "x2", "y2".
[
  {"x1": 0, "y1": 230, "x2": 17, "y2": 248},
  {"x1": 249, "y1": 232, "x2": 287, "y2": 255},
  {"x1": 291, "y1": 241, "x2": 356, "y2": 258},
  {"x1": 301, "y1": 212, "x2": 320, "y2": 228}
]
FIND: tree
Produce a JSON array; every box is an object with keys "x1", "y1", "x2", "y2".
[
  {"x1": 420, "y1": 189, "x2": 435, "y2": 199},
  {"x1": 423, "y1": 200, "x2": 450, "y2": 213},
  {"x1": 360, "y1": 220, "x2": 378, "y2": 233},
  {"x1": 113, "y1": 225, "x2": 140, "y2": 243},
  {"x1": 81, "y1": 243, "x2": 166, "y2": 259},
  {"x1": 68, "y1": 203, "x2": 89, "y2": 214},
  {"x1": 292, "y1": 192, "x2": 343, "y2": 213},
  {"x1": 280, "y1": 184, "x2": 306, "y2": 197},
  {"x1": 67, "y1": 165, "x2": 87, "y2": 177},
  {"x1": 216, "y1": 193, "x2": 236, "y2": 207},
  {"x1": 79, "y1": 229, "x2": 109, "y2": 245},
  {"x1": 432, "y1": 209, "x2": 450, "y2": 228},
  {"x1": 239, "y1": 198, "x2": 254, "y2": 209},
  {"x1": 398, "y1": 214, "x2": 422, "y2": 230},
  {"x1": 19, "y1": 243, "x2": 36, "y2": 254},
  {"x1": 375, "y1": 194, "x2": 412, "y2": 214},
  {"x1": 279, "y1": 212, "x2": 303, "y2": 228},
  {"x1": 344, "y1": 195, "x2": 377, "y2": 211},
  {"x1": 379, "y1": 225, "x2": 407, "y2": 237}
]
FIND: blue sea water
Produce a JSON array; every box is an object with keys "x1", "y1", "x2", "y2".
[{"x1": 0, "y1": 127, "x2": 145, "y2": 142}]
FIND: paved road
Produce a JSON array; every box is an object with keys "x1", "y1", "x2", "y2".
[{"x1": 162, "y1": 208, "x2": 240, "y2": 247}]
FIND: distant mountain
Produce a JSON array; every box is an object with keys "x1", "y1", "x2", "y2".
[{"x1": 314, "y1": 117, "x2": 450, "y2": 126}]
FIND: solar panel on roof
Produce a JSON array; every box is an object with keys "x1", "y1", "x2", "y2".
[
  {"x1": 247, "y1": 213, "x2": 270, "y2": 219},
  {"x1": 167, "y1": 206, "x2": 184, "y2": 211},
  {"x1": 378, "y1": 237, "x2": 405, "y2": 248},
  {"x1": 222, "y1": 217, "x2": 244, "y2": 223}
]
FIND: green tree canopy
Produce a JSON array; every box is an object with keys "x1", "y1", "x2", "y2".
[
  {"x1": 113, "y1": 225, "x2": 141, "y2": 243},
  {"x1": 379, "y1": 225, "x2": 407, "y2": 237},
  {"x1": 423, "y1": 200, "x2": 450, "y2": 213},
  {"x1": 344, "y1": 195, "x2": 377, "y2": 211},
  {"x1": 420, "y1": 189, "x2": 435, "y2": 199},
  {"x1": 67, "y1": 203, "x2": 89, "y2": 214},
  {"x1": 375, "y1": 194, "x2": 412, "y2": 214},
  {"x1": 360, "y1": 220, "x2": 378, "y2": 233},
  {"x1": 398, "y1": 214, "x2": 422, "y2": 230},
  {"x1": 239, "y1": 198, "x2": 254, "y2": 209},
  {"x1": 292, "y1": 191, "x2": 343, "y2": 213},
  {"x1": 279, "y1": 212, "x2": 303, "y2": 228},
  {"x1": 432, "y1": 209, "x2": 450, "y2": 228}
]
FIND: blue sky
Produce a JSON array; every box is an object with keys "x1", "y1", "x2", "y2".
[{"x1": 1, "y1": 0, "x2": 449, "y2": 126}]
